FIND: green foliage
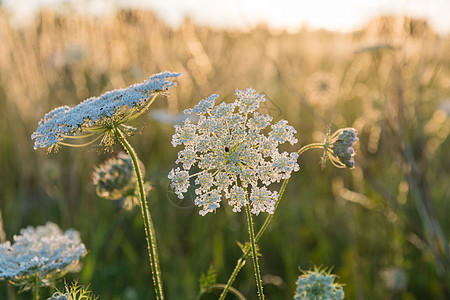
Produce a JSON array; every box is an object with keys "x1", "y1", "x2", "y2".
[
  {"x1": 48, "y1": 280, "x2": 98, "y2": 300},
  {"x1": 198, "y1": 266, "x2": 217, "y2": 295}
]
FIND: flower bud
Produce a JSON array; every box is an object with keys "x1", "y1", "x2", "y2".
[
  {"x1": 322, "y1": 128, "x2": 359, "y2": 169},
  {"x1": 92, "y1": 152, "x2": 137, "y2": 200},
  {"x1": 294, "y1": 268, "x2": 345, "y2": 300}
]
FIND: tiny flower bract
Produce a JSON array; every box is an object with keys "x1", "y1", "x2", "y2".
[
  {"x1": 169, "y1": 88, "x2": 299, "y2": 216},
  {"x1": 32, "y1": 71, "x2": 181, "y2": 152}
]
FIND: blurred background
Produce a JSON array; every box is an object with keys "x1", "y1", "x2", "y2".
[{"x1": 0, "y1": 0, "x2": 449, "y2": 299}]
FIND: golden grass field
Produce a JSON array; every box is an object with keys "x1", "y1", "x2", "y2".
[{"x1": 1, "y1": 7, "x2": 449, "y2": 299}]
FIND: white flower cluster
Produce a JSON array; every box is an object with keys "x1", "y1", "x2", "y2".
[
  {"x1": 0, "y1": 222, "x2": 86, "y2": 287},
  {"x1": 169, "y1": 88, "x2": 299, "y2": 216},
  {"x1": 294, "y1": 270, "x2": 345, "y2": 300},
  {"x1": 32, "y1": 71, "x2": 181, "y2": 150}
]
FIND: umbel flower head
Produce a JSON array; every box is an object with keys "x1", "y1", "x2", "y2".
[
  {"x1": 92, "y1": 151, "x2": 148, "y2": 209},
  {"x1": 294, "y1": 268, "x2": 345, "y2": 300},
  {"x1": 0, "y1": 222, "x2": 86, "y2": 292},
  {"x1": 321, "y1": 128, "x2": 359, "y2": 169},
  {"x1": 32, "y1": 71, "x2": 181, "y2": 152},
  {"x1": 169, "y1": 88, "x2": 299, "y2": 216}
]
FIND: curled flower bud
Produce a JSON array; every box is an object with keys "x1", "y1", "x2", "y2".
[
  {"x1": 0, "y1": 222, "x2": 86, "y2": 292},
  {"x1": 322, "y1": 128, "x2": 359, "y2": 169},
  {"x1": 294, "y1": 268, "x2": 345, "y2": 300}
]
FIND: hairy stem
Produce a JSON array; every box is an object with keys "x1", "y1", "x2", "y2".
[
  {"x1": 33, "y1": 274, "x2": 39, "y2": 300},
  {"x1": 245, "y1": 201, "x2": 264, "y2": 299},
  {"x1": 219, "y1": 143, "x2": 324, "y2": 299},
  {"x1": 115, "y1": 128, "x2": 164, "y2": 300}
]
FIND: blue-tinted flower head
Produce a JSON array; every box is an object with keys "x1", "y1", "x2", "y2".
[
  {"x1": 32, "y1": 71, "x2": 181, "y2": 152},
  {"x1": 0, "y1": 222, "x2": 86, "y2": 291},
  {"x1": 184, "y1": 94, "x2": 219, "y2": 115},
  {"x1": 169, "y1": 88, "x2": 299, "y2": 216},
  {"x1": 294, "y1": 268, "x2": 345, "y2": 300}
]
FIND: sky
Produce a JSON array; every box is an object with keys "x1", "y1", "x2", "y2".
[{"x1": 3, "y1": 0, "x2": 450, "y2": 34}]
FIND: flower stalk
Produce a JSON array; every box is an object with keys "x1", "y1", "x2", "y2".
[
  {"x1": 114, "y1": 127, "x2": 164, "y2": 300},
  {"x1": 33, "y1": 275, "x2": 39, "y2": 300},
  {"x1": 246, "y1": 201, "x2": 264, "y2": 300},
  {"x1": 169, "y1": 89, "x2": 300, "y2": 298},
  {"x1": 219, "y1": 177, "x2": 290, "y2": 300},
  {"x1": 30, "y1": 72, "x2": 181, "y2": 300}
]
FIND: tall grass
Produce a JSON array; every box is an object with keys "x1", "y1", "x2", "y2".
[{"x1": 0, "y1": 7, "x2": 449, "y2": 299}]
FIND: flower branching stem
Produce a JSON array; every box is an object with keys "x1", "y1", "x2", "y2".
[
  {"x1": 114, "y1": 127, "x2": 164, "y2": 300},
  {"x1": 297, "y1": 143, "x2": 324, "y2": 155},
  {"x1": 218, "y1": 143, "x2": 325, "y2": 300}
]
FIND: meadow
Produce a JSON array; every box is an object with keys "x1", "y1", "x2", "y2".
[{"x1": 0, "y1": 7, "x2": 449, "y2": 299}]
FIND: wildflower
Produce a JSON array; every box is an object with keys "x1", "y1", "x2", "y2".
[
  {"x1": 92, "y1": 152, "x2": 148, "y2": 209},
  {"x1": 0, "y1": 222, "x2": 86, "y2": 292},
  {"x1": 32, "y1": 71, "x2": 181, "y2": 152},
  {"x1": 169, "y1": 88, "x2": 299, "y2": 216},
  {"x1": 294, "y1": 268, "x2": 345, "y2": 300},
  {"x1": 305, "y1": 71, "x2": 338, "y2": 106},
  {"x1": 321, "y1": 128, "x2": 359, "y2": 169}
]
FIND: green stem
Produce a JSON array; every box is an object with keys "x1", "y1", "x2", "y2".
[
  {"x1": 219, "y1": 143, "x2": 324, "y2": 300},
  {"x1": 219, "y1": 180, "x2": 289, "y2": 300},
  {"x1": 115, "y1": 128, "x2": 164, "y2": 300},
  {"x1": 33, "y1": 275, "x2": 39, "y2": 300},
  {"x1": 297, "y1": 143, "x2": 324, "y2": 155},
  {"x1": 245, "y1": 201, "x2": 264, "y2": 299}
]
